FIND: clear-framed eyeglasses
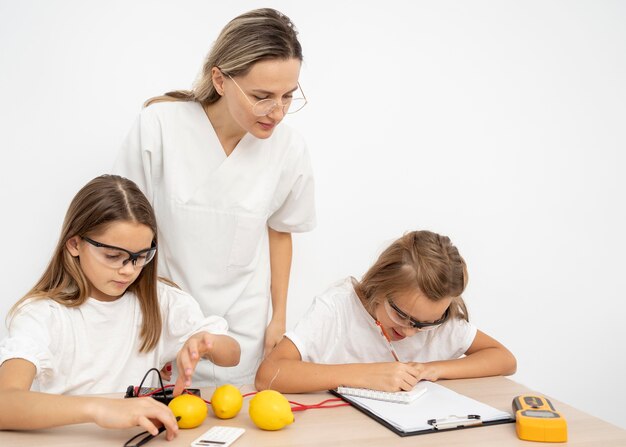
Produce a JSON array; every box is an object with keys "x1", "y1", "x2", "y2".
[
  {"x1": 220, "y1": 69, "x2": 307, "y2": 116},
  {"x1": 81, "y1": 236, "x2": 157, "y2": 269}
]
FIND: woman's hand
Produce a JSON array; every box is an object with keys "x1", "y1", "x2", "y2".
[
  {"x1": 86, "y1": 396, "x2": 179, "y2": 440},
  {"x1": 263, "y1": 318, "x2": 286, "y2": 357}
]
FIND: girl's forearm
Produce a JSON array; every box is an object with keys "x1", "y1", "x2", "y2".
[
  {"x1": 428, "y1": 347, "x2": 517, "y2": 380},
  {"x1": 255, "y1": 358, "x2": 369, "y2": 393},
  {"x1": 0, "y1": 390, "x2": 96, "y2": 429},
  {"x1": 2, "y1": 388, "x2": 180, "y2": 436}
]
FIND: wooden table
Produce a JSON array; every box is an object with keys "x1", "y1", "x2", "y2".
[{"x1": 1, "y1": 377, "x2": 625, "y2": 446}]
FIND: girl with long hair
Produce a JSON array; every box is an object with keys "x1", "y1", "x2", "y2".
[{"x1": 0, "y1": 175, "x2": 239, "y2": 438}]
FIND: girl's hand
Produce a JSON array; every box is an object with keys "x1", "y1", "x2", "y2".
[
  {"x1": 406, "y1": 362, "x2": 440, "y2": 382},
  {"x1": 173, "y1": 332, "x2": 214, "y2": 396},
  {"x1": 263, "y1": 318, "x2": 286, "y2": 357},
  {"x1": 361, "y1": 362, "x2": 425, "y2": 392},
  {"x1": 87, "y1": 396, "x2": 179, "y2": 440},
  {"x1": 159, "y1": 362, "x2": 173, "y2": 382}
]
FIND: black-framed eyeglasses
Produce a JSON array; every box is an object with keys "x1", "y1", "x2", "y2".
[
  {"x1": 385, "y1": 298, "x2": 450, "y2": 330},
  {"x1": 81, "y1": 236, "x2": 157, "y2": 269}
]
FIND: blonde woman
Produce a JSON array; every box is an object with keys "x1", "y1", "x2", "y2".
[
  {"x1": 0, "y1": 175, "x2": 239, "y2": 436},
  {"x1": 114, "y1": 8, "x2": 315, "y2": 386},
  {"x1": 255, "y1": 230, "x2": 516, "y2": 393}
]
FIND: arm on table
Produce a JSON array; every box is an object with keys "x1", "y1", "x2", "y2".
[
  {"x1": 0, "y1": 358, "x2": 178, "y2": 439},
  {"x1": 411, "y1": 330, "x2": 517, "y2": 381},
  {"x1": 255, "y1": 337, "x2": 426, "y2": 393}
]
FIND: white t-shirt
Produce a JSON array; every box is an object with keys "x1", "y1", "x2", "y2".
[
  {"x1": 0, "y1": 282, "x2": 228, "y2": 395},
  {"x1": 285, "y1": 278, "x2": 477, "y2": 364},
  {"x1": 113, "y1": 101, "x2": 316, "y2": 384}
]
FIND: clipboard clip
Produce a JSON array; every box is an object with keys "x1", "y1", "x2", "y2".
[{"x1": 427, "y1": 414, "x2": 483, "y2": 430}]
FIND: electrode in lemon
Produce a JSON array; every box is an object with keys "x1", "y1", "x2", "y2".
[
  {"x1": 168, "y1": 394, "x2": 208, "y2": 429},
  {"x1": 249, "y1": 390, "x2": 294, "y2": 430},
  {"x1": 211, "y1": 384, "x2": 243, "y2": 419}
]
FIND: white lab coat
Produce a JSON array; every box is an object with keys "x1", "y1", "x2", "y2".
[{"x1": 113, "y1": 100, "x2": 316, "y2": 385}]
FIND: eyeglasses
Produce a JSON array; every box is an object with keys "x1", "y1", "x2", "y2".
[
  {"x1": 81, "y1": 236, "x2": 157, "y2": 269},
  {"x1": 221, "y1": 69, "x2": 307, "y2": 116},
  {"x1": 383, "y1": 298, "x2": 450, "y2": 331}
]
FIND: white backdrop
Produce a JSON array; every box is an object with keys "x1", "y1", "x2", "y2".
[{"x1": 1, "y1": 0, "x2": 625, "y2": 430}]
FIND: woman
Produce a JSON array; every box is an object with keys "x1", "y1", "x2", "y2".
[{"x1": 113, "y1": 8, "x2": 316, "y2": 385}]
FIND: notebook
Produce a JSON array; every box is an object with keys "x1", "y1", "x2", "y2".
[
  {"x1": 331, "y1": 381, "x2": 514, "y2": 437},
  {"x1": 335, "y1": 382, "x2": 428, "y2": 404}
]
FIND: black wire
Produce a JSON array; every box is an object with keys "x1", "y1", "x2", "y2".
[
  {"x1": 136, "y1": 367, "x2": 167, "y2": 401},
  {"x1": 124, "y1": 368, "x2": 173, "y2": 446},
  {"x1": 123, "y1": 417, "x2": 180, "y2": 447},
  {"x1": 123, "y1": 428, "x2": 161, "y2": 447}
]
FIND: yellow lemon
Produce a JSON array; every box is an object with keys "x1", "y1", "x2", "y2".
[
  {"x1": 168, "y1": 394, "x2": 208, "y2": 429},
  {"x1": 248, "y1": 390, "x2": 294, "y2": 431},
  {"x1": 211, "y1": 384, "x2": 243, "y2": 419}
]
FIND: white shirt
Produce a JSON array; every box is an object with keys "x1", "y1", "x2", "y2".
[
  {"x1": 285, "y1": 278, "x2": 477, "y2": 364},
  {"x1": 0, "y1": 282, "x2": 228, "y2": 395},
  {"x1": 113, "y1": 101, "x2": 316, "y2": 384}
]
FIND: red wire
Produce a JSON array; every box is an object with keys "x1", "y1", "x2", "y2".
[
  {"x1": 137, "y1": 388, "x2": 349, "y2": 411},
  {"x1": 244, "y1": 392, "x2": 348, "y2": 411},
  {"x1": 289, "y1": 398, "x2": 350, "y2": 411},
  {"x1": 291, "y1": 403, "x2": 350, "y2": 411},
  {"x1": 289, "y1": 397, "x2": 343, "y2": 407}
]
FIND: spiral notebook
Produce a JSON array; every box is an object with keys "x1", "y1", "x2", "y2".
[
  {"x1": 335, "y1": 382, "x2": 428, "y2": 404},
  {"x1": 331, "y1": 381, "x2": 514, "y2": 437}
]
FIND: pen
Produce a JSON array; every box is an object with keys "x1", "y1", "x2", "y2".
[{"x1": 375, "y1": 320, "x2": 400, "y2": 362}]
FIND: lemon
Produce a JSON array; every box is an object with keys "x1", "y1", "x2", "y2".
[
  {"x1": 211, "y1": 384, "x2": 243, "y2": 419},
  {"x1": 168, "y1": 394, "x2": 208, "y2": 429},
  {"x1": 249, "y1": 390, "x2": 294, "y2": 431}
]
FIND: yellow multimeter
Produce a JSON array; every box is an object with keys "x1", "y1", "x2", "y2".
[{"x1": 512, "y1": 395, "x2": 567, "y2": 443}]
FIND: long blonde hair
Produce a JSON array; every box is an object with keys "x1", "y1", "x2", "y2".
[
  {"x1": 145, "y1": 8, "x2": 303, "y2": 107},
  {"x1": 10, "y1": 175, "x2": 162, "y2": 352},
  {"x1": 354, "y1": 230, "x2": 470, "y2": 321}
]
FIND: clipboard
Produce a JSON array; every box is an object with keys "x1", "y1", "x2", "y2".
[{"x1": 330, "y1": 381, "x2": 515, "y2": 437}]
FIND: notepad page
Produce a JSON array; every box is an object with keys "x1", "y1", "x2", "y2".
[
  {"x1": 336, "y1": 382, "x2": 427, "y2": 404},
  {"x1": 341, "y1": 381, "x2": 513, "y2": 433}
]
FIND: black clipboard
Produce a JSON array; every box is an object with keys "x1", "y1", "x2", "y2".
[{"x1": 329, "y1": 389, "x2": 515, "y2": 437}]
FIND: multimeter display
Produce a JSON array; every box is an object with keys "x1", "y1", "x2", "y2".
[
  {"x1": 512, "y1": 395, "x2": 567, "y2": 443},
  {"x1": 522, "y1": 410, "x2": 560, "y2": 418}
]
